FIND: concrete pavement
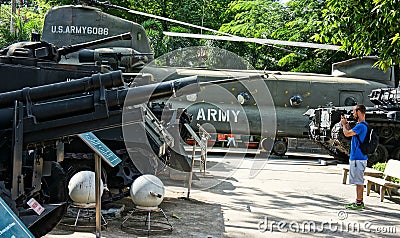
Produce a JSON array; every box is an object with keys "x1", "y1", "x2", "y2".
[{"x1": 187, "y1": 155, "x2": 400, "y2": 237}]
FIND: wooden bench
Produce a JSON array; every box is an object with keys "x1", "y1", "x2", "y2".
[
  {"x1": 365, "y1": 159, "x2": 400, "y2": 202},
  {"x1": 337, "y1": 164, "x2": 383, "y2": 184}
]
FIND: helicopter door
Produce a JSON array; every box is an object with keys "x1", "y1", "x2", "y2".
[{"x1": 339, "y1": 91, "x2": 364, "y2": 106}]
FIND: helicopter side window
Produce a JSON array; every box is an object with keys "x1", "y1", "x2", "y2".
[
  {"x1": 340, "y1": 91, "x2": 363, "y2": 106},
  {"x1": 344, "y1": 96, "x2": 358, "y2": 106},
  {"x1": 237, "y1": 92, "x2": 250, "y2": 104},
  {"x1": 289, "y1": 94, "x2": 303, "y2": 106}
]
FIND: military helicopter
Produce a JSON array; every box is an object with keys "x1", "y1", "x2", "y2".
[{"x1": 40, "y1": 1, "x2": 394, "y2": 155}]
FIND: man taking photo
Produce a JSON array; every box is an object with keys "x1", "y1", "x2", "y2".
[{"x1": 341, "y1": 104, "x2": 368, "y2": 210}]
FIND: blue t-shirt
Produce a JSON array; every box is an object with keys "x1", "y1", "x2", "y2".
[{"x1": 350, "y1": 122, "x2": 368, "y2": 160}]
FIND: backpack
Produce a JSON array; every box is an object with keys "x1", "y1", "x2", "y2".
[{"x1": 356, "y1": 122, "x2": 379, "y2": 155}]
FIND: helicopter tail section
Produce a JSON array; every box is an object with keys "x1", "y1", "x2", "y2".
[{"x1": 332, "y1": 57, "x2": 397, "y2": 87}]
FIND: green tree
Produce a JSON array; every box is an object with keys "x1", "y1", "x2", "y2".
[
  {"x1": 316, "y1": 0, "x2": 400, "y2": 70},
  {"x1": 273, "y1": 0, "x2": 349, "y2": 73},
  {"x1": 219, "y1": 0, "x2": 348, "y2": 73},
  {"x1": 218, "y1": 0, "x2": 290, "y2": 69},
  {"x1": 0, "y1": 0, "x2": 52, "y2": 48},
  {"x1": 129, "y1": 0, "x2": 234, "y2": 57}
]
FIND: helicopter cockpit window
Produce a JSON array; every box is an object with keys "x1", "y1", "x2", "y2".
[
  {"x1": 137, "y1": 32, "x2": 142, "y2": 41},
  {"x1": 289, "y1": 94, "x2": 303, "y2": 106},
  {"x1": 344, "y1": 96, "x2": 358, "y2": 106}
]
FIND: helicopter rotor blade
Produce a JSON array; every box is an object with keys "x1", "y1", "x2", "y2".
[
  {"x1": 85, "y1": 1, "x2": 339, "y2": 52},
  {"x1": 163, "y1": 32, "x2": 342, "y2": 51}
]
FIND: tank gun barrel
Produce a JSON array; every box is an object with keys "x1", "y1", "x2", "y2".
[
  {"x1": 57, "y1": 32, "x2": 132, "y2": 56},
  {"x1": 0, "y1": 75, "x2": 199, "y2": 138},
  {"x1": 0, "y1": 71, "x2": 124, "y2": 107},
  {"x1": 122, "y1": 76, "x2": 199, "y2": 106}
]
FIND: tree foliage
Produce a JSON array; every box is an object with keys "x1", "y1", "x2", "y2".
[
  {"x1": 220, "y1": 0, "x2": 289, "y2": 38},
  {"x1": 0, "y1": 0, "x2": 52, "y2": 48},
  {"x1": 316, "y1": 0, "x2": 400, "y2": 70},
  {"x1": 130, "y1": 0, "x2": 233, "y2": 58},
  {"x1": 216, "y1": 0, "x2": 288, "y2": 70},
  {"x1": 274, "y1": 0, "x2": 349, "y2": 73},
  {"x1": 217, "y1": 0, "x2": 348, "y2": 73}
]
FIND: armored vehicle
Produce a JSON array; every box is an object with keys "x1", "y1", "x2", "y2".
[
  {"x1": 307, "y1": 87, "x2": 400, "y2": 165},
  {"x1": 1, "y1": 29, "x2": 197, "y2": 202},
  {"x1": 0, "y1": 67, "x2": 198, "y2": 236}
]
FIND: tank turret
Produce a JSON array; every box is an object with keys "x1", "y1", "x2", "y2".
[{"x1": 0, "y1": 6, "x2": 200, "y2": 235}]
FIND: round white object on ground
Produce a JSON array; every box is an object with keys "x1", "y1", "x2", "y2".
[
  {"x1": 68, "y1": 171, "x2": 104, "y2": 206},
  {"x1": 130, "y1": 174, "x2": 165, "y2": 210}
]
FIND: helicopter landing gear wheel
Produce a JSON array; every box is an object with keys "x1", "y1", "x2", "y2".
[
  {"x1": 272, "y1": 139, "x2": 288, "y2": 156},
  {"x1": 368, "y1": 144, "x2": 388, "y2": 167}
]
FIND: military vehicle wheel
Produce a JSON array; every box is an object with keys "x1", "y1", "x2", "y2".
[
  {"x1": 392, "y1": 147, "x2": 400, "y2": 160},
  {"x1": 116, "y1": 154, "x2": 141, "y2": 186},
  {"x1": 0, "y1": 181, "x2": 18, "y2": 215},
  {"x1": 272, "y1": 140, "x2": 288, "y2": 156},
  {"x1": 368, "y1": 144, "x2": 388, "y2": 166}
]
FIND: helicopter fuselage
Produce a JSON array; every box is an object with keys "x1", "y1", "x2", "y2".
[
  {"x1": 146, "y1": 67, "x2": 387, "y2": 138},
  {"x1": 40, "y1": 5, "x2": 391, "y2": 141}
]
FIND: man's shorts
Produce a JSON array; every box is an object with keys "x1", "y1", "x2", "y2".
[{"x1": 349, "y1": 160, "x2": 367, "y2": 185}]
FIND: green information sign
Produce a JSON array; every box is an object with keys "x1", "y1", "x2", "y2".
[
  {"x1": 78, "y1": 132, "x2": 122, "y2": 167},
  {"x1": 0, "y1": 197, "x2": 35, "y2": 237}
]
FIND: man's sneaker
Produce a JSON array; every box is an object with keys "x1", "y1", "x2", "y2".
[{"x1": 345, "y1": 202, "x2": 365, "y2": 210}]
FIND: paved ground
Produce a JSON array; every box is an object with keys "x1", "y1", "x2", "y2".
[{"x1": 45, "y1": 154, "x2": 400, "y2": 237}]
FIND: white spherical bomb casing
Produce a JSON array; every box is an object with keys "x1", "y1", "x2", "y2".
[
  {"x1": 68, "y1": 171, "x2": 104, "y2": 207},
  {"x1": 130, "y1": 174, "x2": 165, "y2": 210}
]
